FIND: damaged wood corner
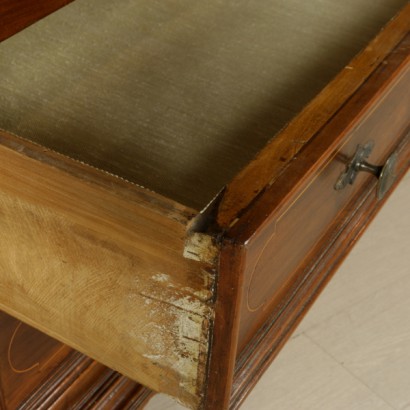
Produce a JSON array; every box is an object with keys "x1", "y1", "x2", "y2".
[{"x1": 183, "y1": 233, "x2": 220, "y2": 265}]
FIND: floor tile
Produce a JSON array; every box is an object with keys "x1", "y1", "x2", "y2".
[
  {"x1": 306, "y1": 272, "x2": 410, "y2": 409},
  {"x1": 241, "y1": 334, "x2": 393, "y2": 410},
  {"x1": 295, "y1": 171, "x2": 410, "y2": 335},
  {"x1": 146, "y1": 335, "x2": 393, "y2": 410}
]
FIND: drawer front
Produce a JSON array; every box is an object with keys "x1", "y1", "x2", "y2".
[
  {"x1": 0, "y1": 311, "x2": 152, "y2": 408},
  {"x1": 0, "y1": 311, "x2": 70, "y2": 409},
  {"x1": 236, "y1": 53, "x2": 410, "y2": 349}
]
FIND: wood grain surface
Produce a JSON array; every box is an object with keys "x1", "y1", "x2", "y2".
[
  {"x1": 0, "y1": 311, "x2": 153, "y2": 409},
  {"x1": 202, "y1": 243, "x2": 245, "y2": 410},
  {"x1": 0, "y1": 0, "x2": 74, "y2": 42},
  {"x1": 0, "y1": 2, "x2": 409, "y2": 409},
  {"x1": 0, "y1": 133, "x2": 215, "y2": 409},
  {"x1": 0, "y1": 311, "x2": 71, "y2": 409}
]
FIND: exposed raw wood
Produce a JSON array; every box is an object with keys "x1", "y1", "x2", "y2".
[
  {"x1": 217, "y1": 3, "x2": 410, "y2": 228},
  {"x1": 0, "y1": 0, "x2": 74, "y2": 42},
  {"x1": 0, "y1": 133, "x2": 215, "y2": 409},
  {"x1": 184, "y1": 233, "x2": 219, "y2": 265}
]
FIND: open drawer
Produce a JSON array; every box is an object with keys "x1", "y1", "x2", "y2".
[{"x1": 0, "y1": 1, "x2": 409, "y2": 409}]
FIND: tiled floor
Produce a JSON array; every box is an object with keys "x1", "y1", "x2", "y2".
[{"x1": 146, "y1": 172, "x2": 410, "y2": 410}]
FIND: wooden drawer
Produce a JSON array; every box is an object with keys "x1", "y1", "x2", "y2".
[
  {"x1": 0, "y1": 1, "x2": 409, "y2": 409},
  {"x1": 236, "y1": 51, "x2": 410, "y2": 351},
  {"x1": 0, "y1": 310, "x2": 152, "y2": 409}
]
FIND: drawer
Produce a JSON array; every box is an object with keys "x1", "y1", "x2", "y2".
[
  {"x1": 0, "y1": 1, "x2": 409, "y2": 409},
  {"x1": 223, "y1": 38, "x2": 410, "y2": 409},
  {"x1": 0, "y1": 311, "x2": 151, "y2": 408},
  {"x1": 235, "y1": 54, "x2": 410, "y2": 351}
]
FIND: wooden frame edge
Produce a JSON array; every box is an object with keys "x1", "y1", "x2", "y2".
[
  {"x1": 202, "y1": 242, "x2": 246, "y2": 410},
  {"x1": 0, "y1": 130, "x2": 196, "y2": 222}
]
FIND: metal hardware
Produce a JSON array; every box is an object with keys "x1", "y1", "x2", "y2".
[{"x1": 335, "y1": 141, "x2": 398, "y2": 200}]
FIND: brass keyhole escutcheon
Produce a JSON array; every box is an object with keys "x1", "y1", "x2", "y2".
[{"x1": 335, "y1": 141, "x2": 398, "y2": 200}]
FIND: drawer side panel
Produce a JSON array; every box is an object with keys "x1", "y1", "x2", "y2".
[{"x1": 0, "y1": 139, "x2": 215, "y2": 409}]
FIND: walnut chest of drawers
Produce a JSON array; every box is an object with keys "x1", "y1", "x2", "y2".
[{"x1": 0, "y1": 1, "x2": 409, "y2": 408}]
